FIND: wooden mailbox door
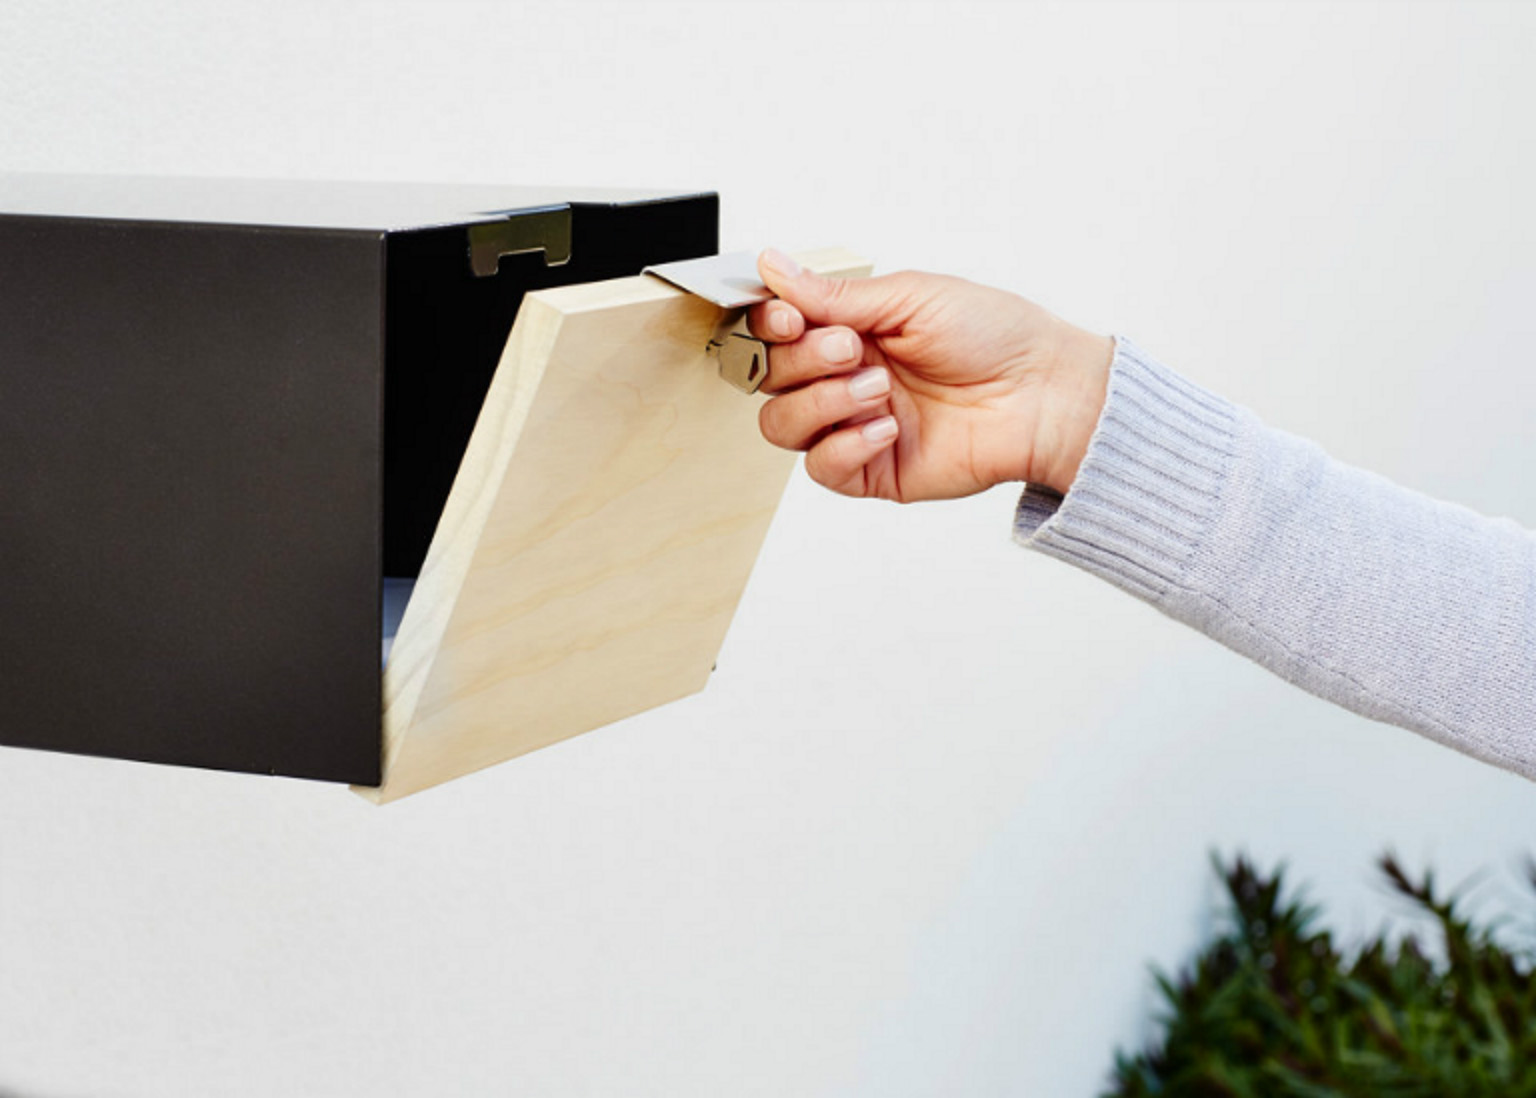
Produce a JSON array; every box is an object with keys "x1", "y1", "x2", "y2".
[{"x1": 370, "y1": 249, "x2": 870, "y2": 801}]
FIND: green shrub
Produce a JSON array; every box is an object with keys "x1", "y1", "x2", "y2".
[{"x1": 1107, "y1": 853, "x2": 1536, "y2": 1096}]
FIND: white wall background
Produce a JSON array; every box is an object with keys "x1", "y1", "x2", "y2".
[{"x1": 3, "y1": 2, "x2": 1535, "y2": 1094}]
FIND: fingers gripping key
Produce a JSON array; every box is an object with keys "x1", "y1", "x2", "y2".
[{"x1": 644, "y1": 251, "x2": 773, "y2": 394}]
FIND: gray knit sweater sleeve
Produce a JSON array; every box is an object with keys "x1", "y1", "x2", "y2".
[{"x1": 1014, "y1": 339, "x2": 1536, "y2": 780}]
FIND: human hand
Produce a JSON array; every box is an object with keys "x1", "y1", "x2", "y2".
[{"x1": 750, "y1": 249, "x2": 1113, "y2": 501}]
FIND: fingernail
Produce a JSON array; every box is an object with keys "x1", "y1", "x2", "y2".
[
  {"x1": 761, "y1": 248, "x2": 802, "y2": 279},
  {"x1": 861, "y1": 416, "x2": 898, "y2": 443},
  {"x1": 847, "y1": 367, "x2": 889, "y2": 401},
  {"x1": 769, "y1": 305, "x2": 793, "y2": 339},
  {"x1": 823, "y1": 330, "x2": 857, "y2": 364}
]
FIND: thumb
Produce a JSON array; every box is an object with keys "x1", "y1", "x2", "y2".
[{"x1": 758, "y1": 248, "x2": 906, "y2": 334}]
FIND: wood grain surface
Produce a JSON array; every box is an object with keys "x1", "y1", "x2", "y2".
[{"x1": 361, "y1": 248, "x2": 871, "y2": 801}]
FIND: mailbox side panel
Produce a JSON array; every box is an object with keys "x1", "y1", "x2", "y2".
[{"x1": 0, "y1": 217, "x2": 384, "y2": 784}]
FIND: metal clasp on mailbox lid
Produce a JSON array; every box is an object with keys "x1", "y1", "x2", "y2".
[{"x1": 644, "y1": 251, "x2": 773, "y2": 394}]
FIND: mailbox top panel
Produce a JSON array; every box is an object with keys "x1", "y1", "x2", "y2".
[{"x1": 0, "y1": 173, "x2": 708, "y2": 233}]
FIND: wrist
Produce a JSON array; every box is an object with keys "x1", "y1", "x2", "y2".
[{"x1": 1032, "y1": 325, "x2": 1112, "y2": 495}]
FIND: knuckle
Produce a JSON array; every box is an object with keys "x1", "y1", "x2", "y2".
[
  {"x1": 819, "y1": 275, "x2": 850, "y2": 316},
  {"x1": 804, "y1": 446, "x2": 838, "y2": 489},
  {"x1": 809, "y1": 378, "x2": 843, "y2": 422},
  {"x1": 809, "y1": 431, "x2": 851, "y2": 481},
  {"x1": 758, "y1": 398, "x2": 787, "y2": 448}
]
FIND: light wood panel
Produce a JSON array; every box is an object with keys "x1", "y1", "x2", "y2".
[{"x1": 361, "y1": 248, "x2": 871, "y2": 802}]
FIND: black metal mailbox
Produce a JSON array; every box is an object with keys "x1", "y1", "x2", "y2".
[{"x1": 0, "y1": 175, "x2": 718, "y2": 786}]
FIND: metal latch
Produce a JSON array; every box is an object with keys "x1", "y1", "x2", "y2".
[
  {"x1": 644, "y1": 251, "x2": 774, "y2": 394},
  {"x1": 468, "y1": 206, "x2": 573, "y2": 277}
]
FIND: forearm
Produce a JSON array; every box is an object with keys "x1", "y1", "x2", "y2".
[{"x1": 1016, "y1": 339, "x2": 1536, "y2": 780}]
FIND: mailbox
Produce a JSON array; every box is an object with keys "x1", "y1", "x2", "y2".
[{"x1": 0, "y1": 175, "x2": 719, "y2": 789}]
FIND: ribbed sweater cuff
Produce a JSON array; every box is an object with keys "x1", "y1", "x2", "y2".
[{"x1": 1013, "y1": 338, "x2": 1240, "y2": 602}]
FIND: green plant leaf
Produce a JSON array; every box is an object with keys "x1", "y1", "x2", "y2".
[{"x1": 1104, "y1": 852, "x2": 1536, "y2": 1097}]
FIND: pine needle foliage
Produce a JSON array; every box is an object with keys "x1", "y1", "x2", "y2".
[{"x1": 1107, "y1": 853, "x2": 1536, "y2": 1096}]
